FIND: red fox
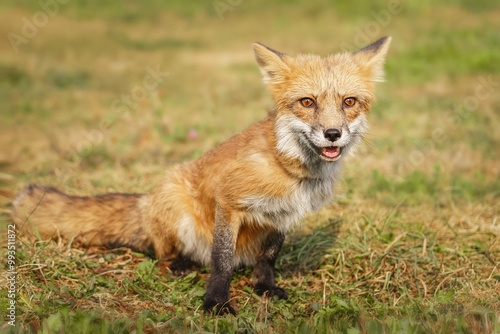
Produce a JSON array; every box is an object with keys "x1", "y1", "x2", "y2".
[{"x1": 12, "y1": 37, "x2": 391, "y2": 315}]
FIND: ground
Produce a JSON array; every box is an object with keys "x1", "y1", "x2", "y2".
[{"x1": 0, "y1": 0, "x2": 499, "y2": 333}]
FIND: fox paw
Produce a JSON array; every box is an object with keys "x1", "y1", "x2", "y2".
[
  {"x1": 254, "y1": 284, "x2": 288, "y2": 300},
  {"x1": 203, "y1": 299, "x2": 236, "y2": 316},
  {"x1": 168, "y1": 255, "x2": 200, "y2": 275}
]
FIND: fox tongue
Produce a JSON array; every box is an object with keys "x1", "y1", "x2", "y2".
[{"x1": 322, "y1": 147, "x2": 340, "y2": 159}]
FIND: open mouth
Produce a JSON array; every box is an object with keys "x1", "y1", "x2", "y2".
[
  {"x1": 301, "y1": 132, "x2": 344, "y2": 162},
  {"x1": 320, "y1": 146, "x2": 341, "y2": 160}
]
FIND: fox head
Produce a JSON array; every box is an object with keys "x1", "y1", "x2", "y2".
[{"x1": 253, "y1": 37, "x2": 391, "y2": 166}]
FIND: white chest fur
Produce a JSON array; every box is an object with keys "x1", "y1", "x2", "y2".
[{"x1": 240, "y1": 163, "x2": 340, "y2": 232}]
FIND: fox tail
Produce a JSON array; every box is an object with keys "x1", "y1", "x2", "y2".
[{"x1": 11, "y1": 184, "x2": 152, "y2": 252}]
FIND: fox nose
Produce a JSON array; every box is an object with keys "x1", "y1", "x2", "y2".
[{"x1": 324, "y1": 128, "x2": 342, "y2": 142}]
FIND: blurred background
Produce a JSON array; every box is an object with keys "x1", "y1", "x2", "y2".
[
  {"x1": 0, "y1": 1, "x2": 499, "y2": 331},
  {"x1": 0, "y1": 0, "x2": 498, "y2": 200}
]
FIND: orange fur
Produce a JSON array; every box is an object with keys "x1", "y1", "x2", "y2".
[{"x1": 11, "y1": 37, "x2": 391, "y2": 313}]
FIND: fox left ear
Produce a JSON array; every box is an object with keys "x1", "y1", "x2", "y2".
[
  {"x1": 354, "y1": 36, "x2": 392, "y2": 82},
  {"x1": 253, "y1": 43, "x2": 291, "y2": 84}
]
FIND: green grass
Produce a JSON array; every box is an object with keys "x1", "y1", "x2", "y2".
[
  {"x1": 388, "y1": 26, "x2": 500, "y2": 83},
  {"x1": 1, "y1": 0, "x2": 499, "y2": 333}
]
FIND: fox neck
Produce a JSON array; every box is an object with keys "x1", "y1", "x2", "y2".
[{"x1": 269, "y1": 113, "x2": 343, "y2": 181}]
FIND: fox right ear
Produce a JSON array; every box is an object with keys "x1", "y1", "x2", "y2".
[
  {"x1": 354, "y1": 36, "x2": 392, "y2": 82},
  {"x1": 253, "y1": 43, "x2": 290, "y2": 84}
]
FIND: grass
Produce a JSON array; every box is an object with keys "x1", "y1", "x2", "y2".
[{"x1": 0, "y1": 0, "x2": 499, "y2": 333}]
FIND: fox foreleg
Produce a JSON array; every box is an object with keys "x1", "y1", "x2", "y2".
[
  {"x1": 252, "y1": 230, "x2": 288, "y2": 300},
  {"x1": 203, "y1": 204, "x2": 237, "y2": 315}
]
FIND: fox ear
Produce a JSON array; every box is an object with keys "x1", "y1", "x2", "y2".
[
  {"x1": 253, "y1": 43, "x2": 290, "y2": 84},
  {"x1": 354, "y1": 36, "x2": 392, "y2": 82}
]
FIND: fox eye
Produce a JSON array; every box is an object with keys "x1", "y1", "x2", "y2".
[
  {"x1": 343, "y1": 97, "x2": 356, "y2": 107},
  {"x1": 300, "y1": 98, "x2": 315, "y2": 108}
]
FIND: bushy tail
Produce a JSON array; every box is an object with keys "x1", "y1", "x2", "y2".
[{"x1": 11, "y1": 185, "x2": 152, "y2": 252}]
